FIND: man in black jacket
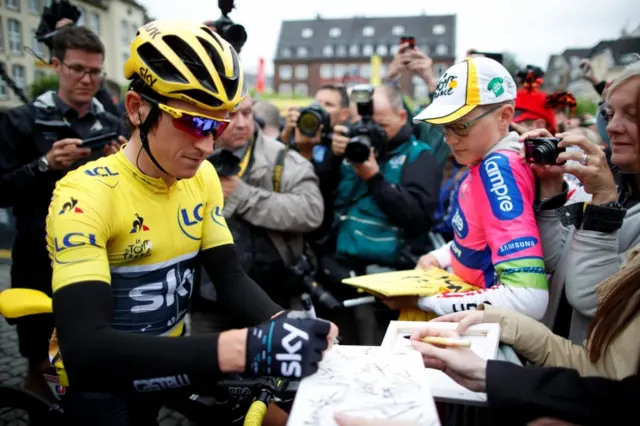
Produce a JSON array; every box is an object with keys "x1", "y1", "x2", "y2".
[
  {"x1": 315, "y1": 84, "x2": 442, "y2": 345},
  {"x1": 0, "y1": 26, "x2": 127, "y2": 399}
]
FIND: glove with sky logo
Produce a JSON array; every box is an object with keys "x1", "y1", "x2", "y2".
[{"x1": 245, "y1": 312, "x2": 331, "y2": 379}]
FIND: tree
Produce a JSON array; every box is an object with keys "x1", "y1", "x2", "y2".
[{"x1": 30, "y1": 74, "x2": 59, "y2": 99}]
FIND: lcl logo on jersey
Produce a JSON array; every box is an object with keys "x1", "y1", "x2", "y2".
[{"x1": 178, "y1": 203, "x2": 204, "y2": 240}]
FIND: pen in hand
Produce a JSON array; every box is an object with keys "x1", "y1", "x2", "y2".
[
  {"x1": 301, "y1": 293, "x2": 339, "y2": 345},
  {"x1": 403, "y1": 335, "x2": 471, "y2": 348}
]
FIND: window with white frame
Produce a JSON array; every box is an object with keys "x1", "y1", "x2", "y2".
[
  {"x1": 279, "y1": 65, "x2": 292, "y2": 80},
  {"x1": 6, "y1": 0, "x2": 19, "y2": 10},
  {"x1": 334, "y1": 64, "x2": 346, "y2": 79},
  {"x1": 121, "y1": 20, "x2": 129, "y2": 44},
  {"x1": 362, "y1": 26, "x2": 374, "y2": 37},
  {"x1": 336, "y1": 45, "x2": 346, "y2": 57},
  {"x1": 295, "y1": 64, "x2": 308, "y2": 79},
  {"x1": 301, "y1": 28, "x2": 313, "y2": 38},
  {"x1": 0, "y1": 62, "x2": 8, "y2": 98},
  {"x1": 390, "y1": 44, "x2": 400, "y2": 56},
  {"x1": 0, "y1": 18, "x2": 4, "y2": 52},
  {"x1": 12, "y1": 64, "x2": 25, "y2": 89},
  {"x1": 329, "y1": 27, "x2": 341, "y2": 38},
  {"x1": 349, "y1": 44, "x2": 359, "y2": 56},
  {"x1": 89, "y1": 12, "x2": 100, "y2": 36},
  {"x1": 296, "y1": 46, "x2": 308, "y2": 57},
  {"x1": 28, "y1": 0, "x2": 41, "y2": 13},
  {"x1": 281, "y1": 47, "x2": 292, "y2": 58},
  {"x1": 8, "y1": 19, "x2": 22, "y2": 55},
  {"x1": 31, "y1": 29, "x2": 44, "y2": 56},
  {"x1": 362, "y1": 44, "x2": 373, "y2": 56},
  {"x1": 76, "y1": 7, "x2": 86, "y2": 26},
  {"x1": 376, "y1": 44, "x2": 388, "y2": 56},
  {"x1": 279, "y1": 83, "x2": 292, "y2": 95},
  {"x1": 432, "y1": 24, "x2": 446, "y2": 35},
  {"x1": 319, "y1": 64, "x2": 333, "y2": 79},
  {"x1": 294, "y1": 83, "x2": 308, "y2": 97},
  {"x1": 322, "y1": 45, "x2": 333, "y2": 57},
  {"x1": 435, "y1": 44, "x2": 449, "y2": 56},
  {"x1": 392, "y1": 25, "x2": 405, "y2": 36}
]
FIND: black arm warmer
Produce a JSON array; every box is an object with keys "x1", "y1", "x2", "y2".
[
  {"x1": 201, "y1": 244, "x2": 282, "y2": 326},
  {"x1": 53, "y1": 282, "x2": 226, "y2": 394}
]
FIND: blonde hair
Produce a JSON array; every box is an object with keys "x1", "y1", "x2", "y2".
[{"x1": 604, "y1": 60, "x2": 640, "y2": 101}]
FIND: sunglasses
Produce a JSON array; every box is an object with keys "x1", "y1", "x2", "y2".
[
  {"x1": 139, "y1": 94, "x2": 230, "y2": 139},
  {"x1": 435, "y1": 105, "x2": 502, "y2": 137}
]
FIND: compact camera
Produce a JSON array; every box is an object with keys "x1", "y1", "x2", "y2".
[
  {"x1": 344, "y1": 84, "x2": 387, "y2": 164},
  {"x1": 524, "y1": 137, "x2": 565, "y2": 165}
]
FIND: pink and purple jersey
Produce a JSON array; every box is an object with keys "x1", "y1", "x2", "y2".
[{"x1": 420, "y1": 147, "x2": 549, "y2": 319}]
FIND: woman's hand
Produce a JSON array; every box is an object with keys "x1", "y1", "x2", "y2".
[
  {"x1": 555, "y1": 132, "x2": 617, "y2": 205},
  {"x1": 430, "y1": 310, "x2": 485, "y2": 334},
  {"x1": 518, "y1": 129, "x2": 565, "y2": 198},
  {"x1": 410, "y1": 327, "x2": 488, "y2": 392}
]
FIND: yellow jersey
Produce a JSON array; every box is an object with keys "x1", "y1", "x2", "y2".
[{"x1": 46, "y1": 150, "x2": 233, "y2": 338}]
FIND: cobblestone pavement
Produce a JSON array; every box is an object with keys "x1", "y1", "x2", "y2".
[{"x1": 0, "y1": 263, "x2": 190, "y2": 425}]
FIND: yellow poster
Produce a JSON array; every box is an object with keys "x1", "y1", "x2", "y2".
[{"x1": 341, "y1": 267, "x2": 478, "y2": 298}]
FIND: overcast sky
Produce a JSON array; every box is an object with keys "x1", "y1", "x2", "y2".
[{"x1": 138, "y1": 0, "x2": 636, "y2": 75}]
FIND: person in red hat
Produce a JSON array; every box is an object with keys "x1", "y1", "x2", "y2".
[
  {"x1": 512, "y1": 70, "x2": 557, "y2": 134},
  {"x1": 546, "y1": 91, "x2": 578, "y2": 133}
]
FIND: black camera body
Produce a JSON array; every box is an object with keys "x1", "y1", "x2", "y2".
[
  {"x1": 524, "y1": 137, "x2": 565, "y2": 165},
  {"x1": 208, "y1": 14, "x2": 247, "y2": 53},
  {"x1": 207, "y1": 148, "x2": 242, "y2": 176},
  {"x1": 345, "y1": 84, "x2": 387, "y2": 164},
  {"x1": 289, "y1": 255, "x2": 341, "y2": 310},
  {"x1": 297, "y1": 103, "x2": 332, "y2": 142}
]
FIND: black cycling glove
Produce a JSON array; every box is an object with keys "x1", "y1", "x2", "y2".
[{"x1": 245, "y1": 312, "x2": 330, "y2": 379}]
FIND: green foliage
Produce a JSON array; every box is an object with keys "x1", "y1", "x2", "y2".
[
  {"x1": 575, "y1": 97, "x2": 599, "y2": 117},
  {"x1": 30, "y1": 74, "x2": 59, "y2": 99}
]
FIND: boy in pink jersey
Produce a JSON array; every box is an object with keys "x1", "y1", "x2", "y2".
[{"x1": 386, "y1": 57, "x2": 549, "y2": 319}]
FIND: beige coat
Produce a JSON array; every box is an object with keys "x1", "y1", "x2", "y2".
[{"x1": 482, "y1": 246, "x2": 640, "y2": 380}]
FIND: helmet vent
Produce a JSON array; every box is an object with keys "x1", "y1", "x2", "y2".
[
  {"x1": 174, "y1": 89, "x2": 223, "y2": 108},
  {"x1": 136, "y1": 42, "x2": 188, "y2": 84},
  {"x1": 163, "y1": 34, "x2": 216, "y2": 93}
]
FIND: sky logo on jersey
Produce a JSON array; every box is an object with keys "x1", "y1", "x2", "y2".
[
  {"x1": 451, "y1": 206, "x2": 468, "y2": 239},
  {"x1": 480, "y1": 153, "x2": 523, "y2": 221},
  {"x1": 497, "y1": 236, "x2": 538, "y2": 257},
  {"x1": 178, "y1": 203, "x2": 204, "y2": 240},
  {"x1": 58, "y1": 197, "x2": 83, "y2": 215},
  {"x1": 130, "y1": 213, "x2": 150, "y2": 233}
]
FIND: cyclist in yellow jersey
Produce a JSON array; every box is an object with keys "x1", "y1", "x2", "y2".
[{"x1": 46, "y1": 20, "x2": 337, "y2": 424}]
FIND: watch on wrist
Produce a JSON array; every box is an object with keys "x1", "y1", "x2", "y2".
[{"x1": 37, "y1": 156, "x2": 49, "y2": 172}]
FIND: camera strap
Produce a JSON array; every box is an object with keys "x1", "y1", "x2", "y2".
[{"x1": 272, "y1": 145, "x2": 289, "y2": 193}]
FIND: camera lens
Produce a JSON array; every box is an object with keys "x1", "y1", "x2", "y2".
[
  {"x1": 345, "y1": 135, "x2": 371, "y2": 164},
  {"x1": 533, "y1": 141, "x2": 557, "y2": 164},
  {"x1": 297, "y1": 111, "x2": 321, "y2": 137}
]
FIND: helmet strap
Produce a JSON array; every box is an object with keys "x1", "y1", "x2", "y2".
[{"x1": 138, "y1": 106, "x2": 170, "y2": 175}]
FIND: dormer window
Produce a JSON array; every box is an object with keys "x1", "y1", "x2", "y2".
[
  {"x1": 301, "y1": 28, "x2": 313, "y2": 38},
  {"x1": 362, "y1": 26, "x2": 375, "y2": 37},
  {"x1": 329, "y1": 27, "x2": 342, "y2": 38}
]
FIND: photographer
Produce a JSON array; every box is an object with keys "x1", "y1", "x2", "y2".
[
  {"x1": 0, "y1": 26, "x2": 127, "y2": 400},
  {"x1": 281, "y1": 84, "x2": 351, "y2": 164},
  {"x1": 315, "y1": 84, "x2": 442, "y2": 345},
  {"x1": 193, "y1": 94, "x2": 324, "y2": 331}
]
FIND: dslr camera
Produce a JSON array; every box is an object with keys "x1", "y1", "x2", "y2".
[
  {"x1": 289, "y1": 255, "x2": 341, "y2": 310},
  {"x1": 345, "y1": 84, "x2": 387, "y2": 164},
  {"x1": 524, "y1": 137, "x2": 565, "y2": 165},
  {"x1": 206, "y1": 0, "x2": 247, "y2": 53},
  {"x1": 207, "y1": 149, "x2": 242, "y2": 176},
  {"x1": 297, "y1": 103, "x2": 332, "y2": 143}
]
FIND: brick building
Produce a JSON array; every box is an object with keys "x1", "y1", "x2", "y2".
[{"x1": 273, "y1": 13, "x2": 457, "y2": 101}]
